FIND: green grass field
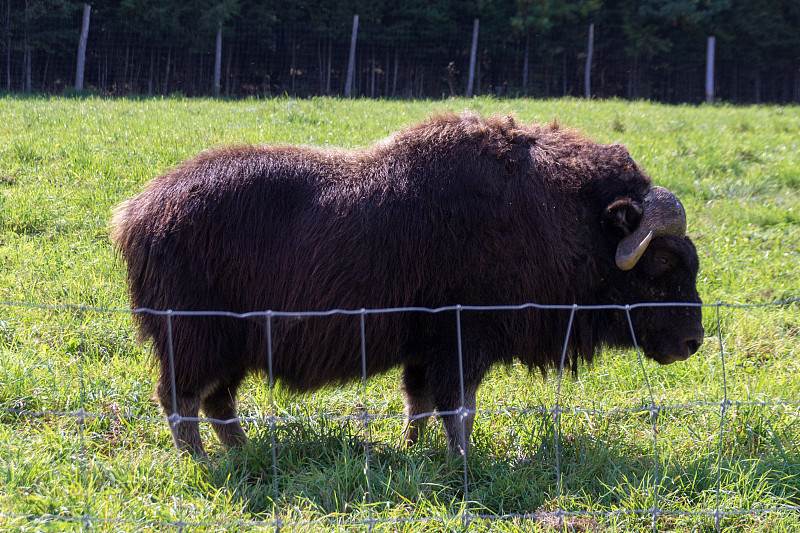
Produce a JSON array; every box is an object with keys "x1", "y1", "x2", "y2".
[{"x1": 1, "y1": 96, "x2": 799, "y2": 532}]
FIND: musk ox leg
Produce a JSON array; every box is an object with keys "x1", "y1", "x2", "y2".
[
  {"x1": 436, "y1": 383, "x2": 478, "y2": 456},
  {"x1": 156, "y1": 379, "x2": 205, "y2": 458},
  {"x1": 429, "y1": 340, "x2": 488, "y2": 456},
  {"x1": 202, "y1": 381, "x2": 248, "y2": 449},
  {"x1": 402, "y1": 364, "x2": 434, "y2": 446}
]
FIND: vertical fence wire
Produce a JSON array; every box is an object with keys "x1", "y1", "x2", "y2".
[
  {"x1": 165, "y1": 310, "x2": 185, "y2": 533},
  {"x1": 359, "y1": 310, "x2": 375, "y2": 532},
  {"x1": 714, "y1": 302, "x2": 730, "y2": 532},
  {"x1": 265, "y1": 312, "x2": 281, "y2": 533},
  {"x1": 554, "y1": 305, "x2": 577, "y2": 528},
  {"x1": 75, "y1": 307, "x2": 91, "y2": 531},
  {"x1": 625, "y1": 305, "x2": 660, "y2": 532},
  {"x1": 454, "y1": 305, "x2": 471, "y2": 530}
]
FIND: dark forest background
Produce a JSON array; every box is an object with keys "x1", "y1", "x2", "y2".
[{"x1": 4, "y1": 0, "x2": 800, "y2": 103}]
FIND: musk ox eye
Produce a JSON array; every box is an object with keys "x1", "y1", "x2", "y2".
[{"x1": 651, "y1": 252, "x2": 678, "y2": 274}]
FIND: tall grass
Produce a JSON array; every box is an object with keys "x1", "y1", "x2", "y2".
[{"x1": 1, "y1": 96, "x2": 799, "y2": 532}]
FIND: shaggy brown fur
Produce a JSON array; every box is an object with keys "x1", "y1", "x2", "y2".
[{"x1": 110, "y1": 112, "x2": 703, "y2": 457}]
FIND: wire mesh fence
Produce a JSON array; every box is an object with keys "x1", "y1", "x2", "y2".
[
  {"x1": 1, "y1": 298, "x2": 799, "y2": 531},
  {"x1": 6, "y1": 3, "x2": 800, "y2": 103}
]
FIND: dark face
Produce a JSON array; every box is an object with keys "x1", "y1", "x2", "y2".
[{"x1": 608, "y1": 236, "x2": 704, "y2": 364}]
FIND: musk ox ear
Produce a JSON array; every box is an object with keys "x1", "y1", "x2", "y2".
[
  {"x1": 605, "y1": 198, "x2": 642, "y2": 236},
  {"x1": 605, "y1": 198, "x2": 650, "y2": 271}
]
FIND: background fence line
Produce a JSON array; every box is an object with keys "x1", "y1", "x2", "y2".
[
  {"x1": 4, "y1": 2, "x2": 800, "y2": 103},
  {"x1": 1, "y1": 297, "x2": 799, "y2": 530}
]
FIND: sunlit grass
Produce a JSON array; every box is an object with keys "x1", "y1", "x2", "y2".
[{"x1": 1, "y1": 96, "x2": 799, "y2": 531}]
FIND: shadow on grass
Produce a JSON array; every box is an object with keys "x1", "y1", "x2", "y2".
[{"x1": 192, "y1": 411, "x2": 800, "y2": 530}]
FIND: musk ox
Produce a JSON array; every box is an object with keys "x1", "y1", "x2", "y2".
[{"x1": 110, "y1": 112, "x2": 703, "y2": 458}]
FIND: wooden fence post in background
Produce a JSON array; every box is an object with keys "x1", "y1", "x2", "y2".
[
  {"x1": 466, "y1": 18, "x2": 479, "y2": 97},
  {"x1": 522, "y1": 35, "x2": 530, "y2": 95},
  {"x1": 370, "y1": 53, "x2": 376, "y2": 98},
  {"x1": 345, "y1": 14, "x2": 359, "y2": 97},
  {"x1": 706, "y1": 36, "x2": 715, "y2": 103},
  {"x1": 585, "y1": 23, "x2": 594, "y2": 99},
  {"x1": 214, "y1": 23, "x2": 222, "y2": 97},
  {"x1": 75, "y1": 4, "x2": 91, "y2": 91}
]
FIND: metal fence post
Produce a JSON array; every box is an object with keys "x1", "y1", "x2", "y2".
[
  {"x1": 466, "y1": 18, "x2": 479, "y2": 97},
  {"x1": 74, "y1": 4, "x2": 91, "y2": 91},
  {"x1": 345, "y1": 15, "x2": 359, "y2": 97},
  {"x1": 214, "y1": 23, "x2": 222, "y2": 97},
  {"x1": 706, "y1": 36, "x2": 715, "y2": 103},
  {"x1": 585, "y1": 23, "x2": 594, "y2": 99}
]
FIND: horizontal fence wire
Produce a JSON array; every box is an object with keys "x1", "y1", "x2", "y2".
[{"x1": 1, "y1": 298, "x2": 799, "y2": 531}]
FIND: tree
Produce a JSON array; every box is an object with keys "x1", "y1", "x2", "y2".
[
  {"x1": 510, "y1": 0, "x2": 600, "y2": 95},
  {"x1": 2, "y1": 0, "x2": 10, "y2": 91},
  {"x1": 719, "y1": 0, "x2": 800, "y2": 101},
  {"x1": 195, "y1": 0, "x2": 240, "y2": 95},
  {"x1": 10, "y1": 0, "x2": 72, "y2": 92}
]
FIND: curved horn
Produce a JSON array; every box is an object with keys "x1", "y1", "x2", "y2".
[{"x1": 615, "y1": 186, "x2": 687, "y2": 271}]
